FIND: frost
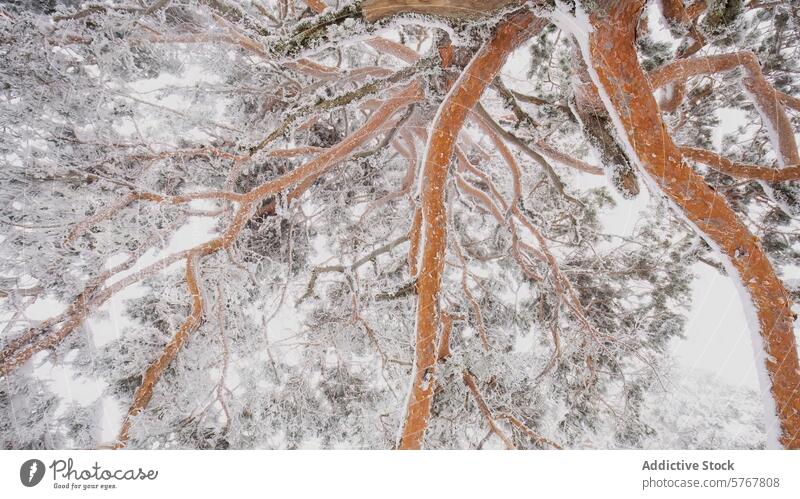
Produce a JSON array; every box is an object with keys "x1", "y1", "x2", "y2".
[{"x1": 0, "y1": 0, "x2": 793, "y2": 451}]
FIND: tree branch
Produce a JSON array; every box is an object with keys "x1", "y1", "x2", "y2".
[
  {"x1": 682, "y1": 146, "x2": 800, "y2": 182},
  {"x1": 398, "y1": 10, "x2": 543, "y2": 450},
  {"x1": 114, "y1": 255, "x2": 205, "y2": 449},
  {"x1": 462, "y1": 370, "x2": 516, "y2": 449}
]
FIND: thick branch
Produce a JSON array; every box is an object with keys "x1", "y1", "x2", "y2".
[
  {"x1": 398, "y1": 10, "x2": 542, "y2": 450},
  {"x1": 682, "y1": 147, "x2": 800, "y2": 181},
  {"x1": 648, "y1": 51, "x2": 799, "y2": 166},
  {"x1": 250, "y1": 60, "x2": 431, "y2": 154},
  {"x1": 114, "y1": 255, "x2": 204, "y2": 448},
  {"x1": 1, "y1": 84, "x2": 421, "y2": 379}
]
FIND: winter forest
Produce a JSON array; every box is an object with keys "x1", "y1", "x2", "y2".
[{"x1": 0, "y1": 0, "x2": 799, "y2": 450}]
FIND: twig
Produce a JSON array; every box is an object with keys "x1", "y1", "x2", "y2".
[{"x1": 462, "y1": 370, "x2": 516, "y2": 450}]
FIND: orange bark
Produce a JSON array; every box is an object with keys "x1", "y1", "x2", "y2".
[
  {"x1": 367, "y1": 37, "x2": 421, "y2": 64},
  {"x1": 437, "y1": 311, "x2": 453, "y2": 362},
  {"x1": 0, "y1": 296, "x2": 93, "y2": 377},
  {"x1": 303, "y1": 0, "x2": 327, "y2": 13},
  {"x1": 578, "y1": 1, "x2": 800, "y2": 448},
  {"x1": 655, "y1": 0, "x2": 706, "y2": 112},
  {"x1": 114, "y1": 256, "x2": 204, "y2": 448},
  {"x1": 681, "y1": 147, "x2": 800, "y2": 182},
  {"x1": 275, "y1": 82, "x2": 423, "y2": 203},
  {"x1": 407, "y1": 206, "x2": 422, "y2": 277},
  {"x1": 1, "y1": 84, "x2": 421, "y2": 384},
  {"x1": 398, "y1": 10, "x2": 543, "y2": 450}
]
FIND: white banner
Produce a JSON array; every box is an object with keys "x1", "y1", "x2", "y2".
[{"x1": 1, "y1": 450, "x2": 797, "y2": 498}]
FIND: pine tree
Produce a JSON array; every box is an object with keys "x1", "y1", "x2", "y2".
[{"x1": 1, "y1": 0, "x2": 798, "y2": 449}]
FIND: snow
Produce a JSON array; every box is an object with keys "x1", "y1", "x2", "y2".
[
  {"x1": 3, "y1": 0, "x2": 793, "y2": 450},
  {"x1": 673, "y1": 262, "x2": 758, "y2": 391}
]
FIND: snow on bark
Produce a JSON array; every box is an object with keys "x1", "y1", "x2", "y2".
[
  {"x1": 647, "y1": 51, "x2": 799, "y2": 167},
  {"x1": 362, "y1": 0, "x2": 523, "y2": 22}
]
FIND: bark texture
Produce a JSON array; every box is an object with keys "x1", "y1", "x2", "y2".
[{"x1": 681, "y1": 147, "x2": 800, "y2": 182}]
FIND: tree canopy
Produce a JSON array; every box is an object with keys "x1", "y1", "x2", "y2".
[{"x1": 1, "y1": 0, "x2": 798, "y2": 449}]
